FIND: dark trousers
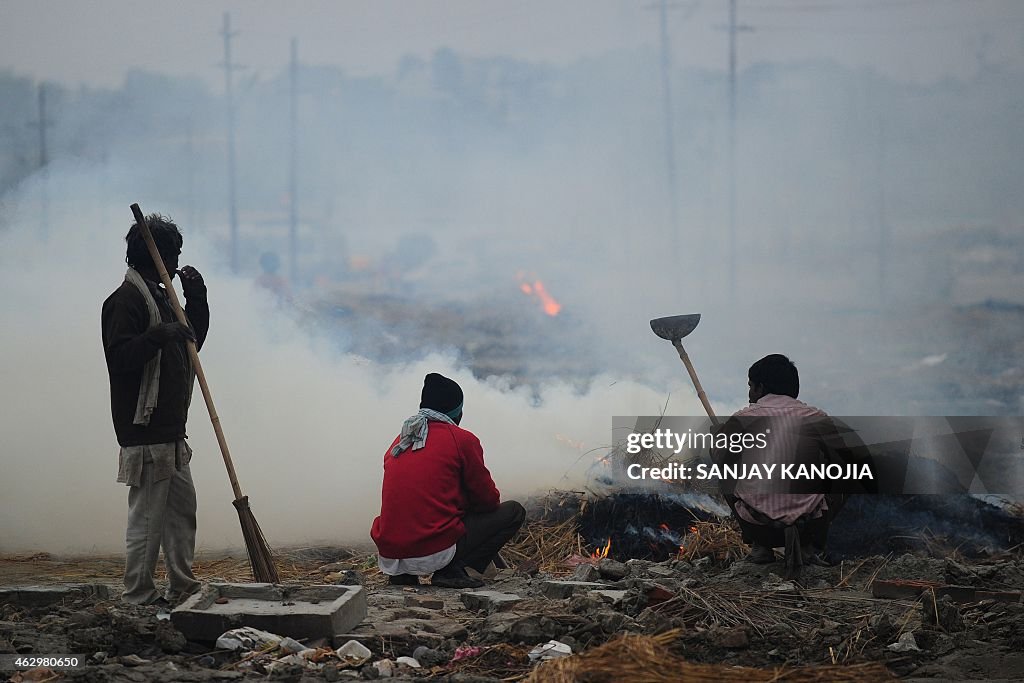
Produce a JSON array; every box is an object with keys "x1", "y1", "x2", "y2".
[
  {"x1": 728, "y1": 493, "x2": 848, "y2": 550},
  {"x1": 454, "y1": 501, "x2": 526, "y2": 573}
]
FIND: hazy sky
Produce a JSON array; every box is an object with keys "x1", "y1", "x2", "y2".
[{"x1": 2, "y1": 0, "x2": 1023, "y2": 89}]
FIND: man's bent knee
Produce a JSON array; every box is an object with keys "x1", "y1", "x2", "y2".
[{"x1": 503, "y1": 500, "x2": 526, "y2": 528}]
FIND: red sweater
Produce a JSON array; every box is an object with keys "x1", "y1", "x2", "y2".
[{"x1": 371, "y1": 421, "x2": 501, "y2": 559}]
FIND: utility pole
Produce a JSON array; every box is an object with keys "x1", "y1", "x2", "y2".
[
  {"x1": 36, "y1": 85, "x2": 50, "y2": 168},
  {"x1": 725, "y1": 0, "x2": 753, "y2": 301},
  {"x1": 185, "y1": 119, "x2": 196, "y2": 229},
  {"x1": 646, "y1": 1, "x2": 697, "y2": 298},
  {"x1": 221, "y1": 12, "x2": 241, "y2": 272},
  {"x1": 875, "y1": 116, "x2": 888, "y2": 302},
  {"x1": 288, "y1": 37, "x2": 299, "y2": 285},
  {"x1": 28, "y1": 83, "x2": 53, "y2": 239},
  {"x1": 657, "y1": 0, "x2": 681, "y2": 296}
]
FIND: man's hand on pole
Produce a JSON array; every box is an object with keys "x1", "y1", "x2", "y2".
[{"x1": 147, "y1": 322, "x2": 196, "y2": 346}]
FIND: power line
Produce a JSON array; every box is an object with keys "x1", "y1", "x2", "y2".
[
  {"x1": 745, "y1": 0, "x2": 997, "y2": 8},
  {"x1": 745, "y1": 0, "x2": 949, "y2": 10},
  {"x1": 749, "y1": 19, "x2": 1024, "y2": 32}
]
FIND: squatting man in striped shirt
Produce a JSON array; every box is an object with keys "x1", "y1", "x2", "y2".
[{"x1": 714, "y1": 354, "x2": 875, "y2": 578}]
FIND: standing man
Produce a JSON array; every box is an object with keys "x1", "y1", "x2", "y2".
[
  {"x1": 371, "y1": 373, "x2": 526, "y2": 588},
  {"x1": 102, "y1": 214, "x2": 208, "y2": 606}
]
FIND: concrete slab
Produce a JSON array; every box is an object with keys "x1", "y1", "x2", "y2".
[
  {"x1": 647, "y1": 566, "x2": 677, "y2": 579},
  {"x1": 404, "y1": 595, "x2": 444, "y2": 610},
  {"x1": 540, "y1": 581, "x2": 607, "y2": 599},
  {"x1": 0, "y1": 584, "x2": 110, "y2": 608},
  {"x1": 171, "y1": 583, "x2": 366, "y2": 643},
  {"x1": 460, "y1": 591, "x2": 522, "y2": 613},
  {"x1": 593, "y1": 590, "x2": 628, "y2": 604},
  {"x1": 571, "y1": 564, "x2": 601, "y2": 582}
]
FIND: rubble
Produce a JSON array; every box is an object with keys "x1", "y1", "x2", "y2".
[
  {"x1": 0, "y1": 584, "x2": 109, "y2": 608},
  {"x1": 569, "y1": 564, "x2": 599, "y2": 582},
  {"x1": 459, "y1": 591, "x2": 522, "y2": 613},
  {"x1": 403, "y1": 595, "x2": 444, "y2": 610},
  {"x1": 2, "y1": 494, "x2": 1024, "y2": 681},
  {"x1": 595, "y1": 558, "x2": 628, "y2": 580},
  {"x1": 539, "y1": 581, "x2": 605, "y2": 599}
]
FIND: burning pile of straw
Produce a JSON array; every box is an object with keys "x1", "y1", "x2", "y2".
[
  {"x1": 501, "y1": 489, "x2": 752, "y2": 573},
  {"x1": 677, "y1": 518, "x2": 747, "y2": 564},
  {"x1": 503, "y1": 516, "x2": 587, "y2": 575}
]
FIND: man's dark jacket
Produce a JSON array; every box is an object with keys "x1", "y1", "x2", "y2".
[{"x1": 102, "y1": 277, "x2": 209, "y2": 446}]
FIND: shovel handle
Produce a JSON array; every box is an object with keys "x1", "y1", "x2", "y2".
[
  {"x1": 672, "y1": 339, "x2": 720, "y2": 427},
  {"x1": 130, "y1": 203, "x2": 244, "y2": 501}
]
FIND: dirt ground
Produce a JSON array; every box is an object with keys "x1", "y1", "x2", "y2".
[{"x1": 2, "y1": 538, "x2": 1023, "y2": 682}]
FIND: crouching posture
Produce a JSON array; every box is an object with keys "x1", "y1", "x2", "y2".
[
  {"x1": 718, "y1": 355, "x2": 858, "y2": 576},
  {"x1": 371, "y1": 373, "x2": 525, "y2": 588}
]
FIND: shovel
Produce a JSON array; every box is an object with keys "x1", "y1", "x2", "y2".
[{"x1": 650, "y1": 314, "x2": 719, "y2": 426}]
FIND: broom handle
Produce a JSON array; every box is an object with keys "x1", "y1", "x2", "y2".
[
  {"x1": 130, "y1": 203, "x2": 244, "y2": 501},
  {"x1": 672, "y1": 339, "x2": 720, "y2": 427}
]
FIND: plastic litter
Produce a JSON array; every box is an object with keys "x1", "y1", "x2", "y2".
[
  {"x1": 278, "y1": 637, "x2": 306, "y2": 654},
  {"x1": 215, "y1": 626, "x2": 282, "y2": 651},
  {"x1": 887, "y1": 632, "x2": 921, "y2": 653},
  {"x1": 451, "y1": 645, "x2": 483, "y2": 661},
  {"x1": 396, "y1": 656, "x2": 421, "y2": 668},
  {"x1": 335, "y1": 639, "x2": 372, "y2": 666},
  {"x1": 528, "y1": 640, "x2": 573, "y2": 662}
]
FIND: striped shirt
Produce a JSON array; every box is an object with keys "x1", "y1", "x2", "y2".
[{"x1": 731, "y1": 394, "x2": 828, "y2": 526}]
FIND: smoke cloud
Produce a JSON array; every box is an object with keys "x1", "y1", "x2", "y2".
[
  {"x1": 2, "y1": 18, "x2": 1022, "y2": 552},
  {"x1": 0, "y1": 171, "x2": 703, "y2": 553}
]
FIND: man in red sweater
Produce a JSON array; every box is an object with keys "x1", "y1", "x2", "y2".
[{"x1": 371, "y1": 373, "x2": 525, "y2": 588}]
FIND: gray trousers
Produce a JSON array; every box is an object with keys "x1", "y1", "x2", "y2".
[{"x1": 122, "y1": 457, "x2": 201, "y2": 604}]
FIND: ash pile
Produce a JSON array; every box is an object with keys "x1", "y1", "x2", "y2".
[{"x1": 3, "y1": 491, "x2": 1024, "y2": 682}]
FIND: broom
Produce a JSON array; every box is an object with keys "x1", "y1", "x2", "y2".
[{"x1": 129, "y1": 203, "x2": 279, "y2": 583}]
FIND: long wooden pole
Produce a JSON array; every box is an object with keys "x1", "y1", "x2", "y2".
[
  {"x1": 672, "y1": 339, "x2": 720, "y2": 427},
  {"x1": 130, "y1": 203, "x2": 243, "y2": 500}
]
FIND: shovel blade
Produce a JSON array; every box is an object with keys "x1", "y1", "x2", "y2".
[{"x1": 650, "y1": 314, "x2": 701, "y2": 341}]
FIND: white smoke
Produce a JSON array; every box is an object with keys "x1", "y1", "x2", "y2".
[{"x1": 0, "y1": 165, "x2": 704, "y2": 553}]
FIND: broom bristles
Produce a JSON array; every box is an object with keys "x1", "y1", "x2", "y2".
[{"x1": 232, "y1": 496, "x2": 280, "y2": 583}]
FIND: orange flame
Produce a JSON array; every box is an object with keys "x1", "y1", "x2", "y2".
[
  {"x1": 591, "y1": 539, "x2": 612, "y2": 559},
  {"x1": 678, "y1": 525, "x2": 701, "y2": 557},
  {"x1": 532, "y1": 281, "x2": 561, "y2": 316},
  {"x1": 516, "y1": 273, "x2": 561, "y2": 316}
]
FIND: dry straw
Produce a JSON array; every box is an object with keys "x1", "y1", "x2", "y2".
[{"x1": 525, "y1": 630, "x2": 894, "y2": 682}]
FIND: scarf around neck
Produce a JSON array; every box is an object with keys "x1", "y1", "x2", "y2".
[
  {"x1": 390, "y1": 408, "x2": 456, "y2": 457},
  {"x1": 125, "y1": 267, "x2": 162, "y2": 425}
]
